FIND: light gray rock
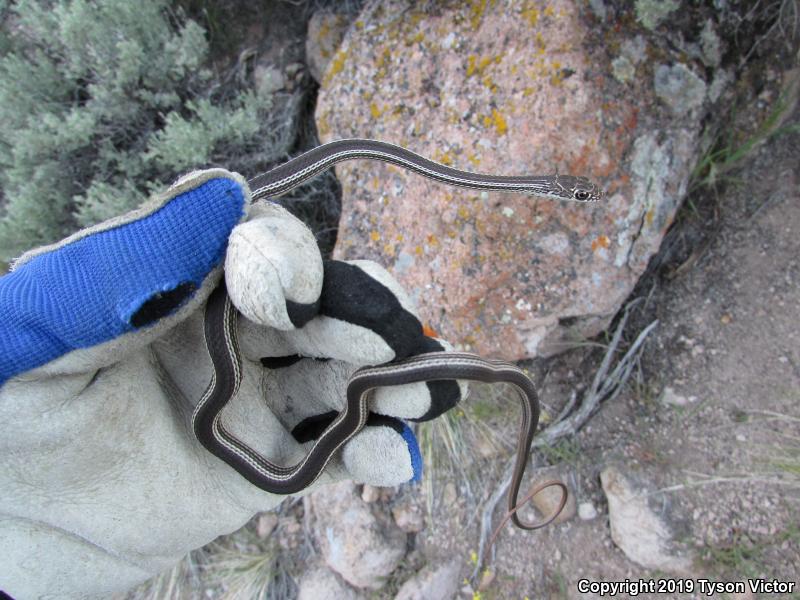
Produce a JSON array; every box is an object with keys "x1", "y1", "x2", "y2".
[
  {"x1": 394, "y1": 560, "x2": 461, "y2": 600},
  {"x1": 660, "y1": 386, "x2": 698, "y2": 407},
  {"x1": 306, "y1": 11, "x2": 349, "y2": 84},
  {"x1": 392, "y1": 500, "x2": 425, "y2": 533},
  {"x1": 600, "y1": 465, "x2": 693, "y2": 575},
  {"x1": 612, "y1": 56, "x2": 636, "y2": 83},
  {"x1": 578, "y1": 501, "x2": 598, "y2": 520},
  {"x1": 654, "y1": 63, "x2": 707, "y2": 115},
  {"x1": 529, "y1": 468, "x2": 577, "y2": 524},
  {"x1": 297, "y1": 565, "x2": 363, "y2": 600},
  {"x1": 254, "y1": 64, "x2": 286, "y2": 96},
  {"x1": 635, "y1": 0, "x2": 679, "y2": 30},
  {"x1": 310, "y1": 481, "x2": 407, "y2": 590},
  {"x1": 700, "y1": 19, "x2": 723, "y2": 67}
]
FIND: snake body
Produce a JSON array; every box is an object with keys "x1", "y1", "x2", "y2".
[{"x1": 193, "y1": 139, "x2": 601, "y2": 526}]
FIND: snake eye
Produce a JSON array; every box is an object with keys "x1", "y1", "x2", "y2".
[{"x1": 573, "y1": 189, "x2": 591, "y2": 201}]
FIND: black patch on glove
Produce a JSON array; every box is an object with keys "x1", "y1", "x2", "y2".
[
  {"x1": 320, "y1": 260, "x2": 424, "y2": 359},
  {"x1": 292, "y1": 411, "x2": 405, "y2": 443},
  {"x1": 260, "y1": 355, "x2": 304, "y2": 369},
  {"x1": 318, "y1": 260, "x2": 462, "y2": 419},
  {"x1": 286, "y1": 298, "x2": 321, "y2": 327},
  {"x1": 130, "y1": 281, "x2": 197, "y2": 328},
  {"x1": 260, "y1": 355, "x2": 330, "y2": 369}
]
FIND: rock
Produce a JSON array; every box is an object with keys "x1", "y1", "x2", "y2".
[
  {"x1": 600, "y1": 465, "x2": 693, "y2": 574},
  {"x1": 392, "y1": 499, "x2": 425, "y2": 532},
  {"x1": 361, "y1": 484, "x2": 381, "y2": 503},
  {"x1": 394, "y1": 560, "x2": 461, "y2": 600},
  {"x1": 612, "y1": 56, "x2": 636, "y2": 84},
  {"x1": 578, "y1": 501, "x2": 598, "y2": 521},
  {"x1": 442, "y1": 482, "x2": 457, "y2": 506},
  {"x1": 528, "y1": 469, "x2": 576, "y2": 525},
  {"x1": 254, "y1": 64, "x2": 285, "y2": 96},
  {"x1": 700, "y1": 19, "x2": 723, "y2": 68},
  {"x1": 306, "y1": 11, "x2": 349, "y2": 84},
  {"x1": 277, "y1": 515, "x2": 303, "y2": 550},
  {"x1": 654, "y1": 63, "x2": 707, "y2": 116},
  {"x1": 660, "y1": 386, "x2": 697, "y2": 407},
  {"x1": 318, "y1": 0, "x2": 713, "y2": 360},
  {"x1": 310, "y1": 481, "x2": 407, "y2": 590},
  {"x1": 297, "y1": 565, "x2": 363, "y2": 600},
  {"x1": 634, "y1": 0, "x2": 679, "y2": 30},
  {"x1": 256, "y1": 512, "x2": 278, "y2": 538}
]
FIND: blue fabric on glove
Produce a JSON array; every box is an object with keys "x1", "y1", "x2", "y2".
[
  {"x1": 0, "y1": 177, "x2": 245, "y2": 387},
  {"x1": 400, "y1": 422, "x2": 423, "y2": 482}
]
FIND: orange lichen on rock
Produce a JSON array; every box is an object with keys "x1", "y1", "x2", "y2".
[{"x1": 591, "y1": 235, "x2": 611, "y2": 252}]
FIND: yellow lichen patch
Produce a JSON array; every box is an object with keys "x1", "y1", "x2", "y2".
[
  {"x1": 523, "y1": 86, "x2": 535, "y2": 96},
  {"x1": 324, "y1": 49, "x2": 349, "y2": 85},
  {"x1": 370, "y1": 230, "x2": 380, "y2": 242},
  {"x1": 415, "y1": 245, "x2": 424, "y2": 256},
  {"x1": 383, "y1": 243, "x2": 395, "y2": 257},
  {"x1": 467, "y1": 54, "x2": 498, "y2": 78},
  {"x1": 466, "y1": 55, "x2": 478, "y2": 77},
  {"x1": 469, "y1": 0, "x2": 491, "y2": 29},
  {"x1": 457, "y1": 206, "x2": 471, "y2": 219},
  {"x1": 317, "y1": 113, "x2": 330, "y2": 136},
  {"x1": 543, "y1": 5, "x2": 555, "y2": 17},
  {"x1": 434, "y1": 151, "x2": 454, "y2": 166},
  {"x1": 467, "y1": 153, "x2": 481, "y2": 166},
  {"x1": 482, "y1": 74, "x2": 497, "y2": 92},
  {"x1": 426, "y1": 233, "x2": 439, "y2": 246},
  {"x1": 521, "y1": 5, "x2": 539, "y2": 26},
  {"x1": 591, "y1": 235, "x2": 610, "y2": 252},
  {"x1": 645, "y1": 208, "x2": 655, "y2": 226},
  {"x1": 482, "y1": 108, "x2": 508, "y2": 135},
  {"x1": 376, "y1": 47, "x2": 392, "y2": 69},
  {"x1": 370, "y1": 103, "x2": 383, "y2": 119},
  {"x1": 534, "y1": 32, "x2": 547, "y2": 53},
  {"x1": 355, "y1": 20, "x2": 364, "y2": 29},
  {"x1": 406, "y1": 31, "x2": 425, "y2": 45},
  {"x1": 396, "y1": 233, "x2": 404, "y2": 242}
]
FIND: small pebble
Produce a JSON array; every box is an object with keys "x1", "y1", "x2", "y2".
[
  {"x1": 578, "y1": 502, "x2": 598, "y2": 520},
  {"x1": 361, "y1": 484, "x2": 380, "y2": 503}
]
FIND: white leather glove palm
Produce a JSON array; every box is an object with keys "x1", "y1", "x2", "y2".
[{"x1": 0, "y1": 170, "x2": 464, "y2": 599}]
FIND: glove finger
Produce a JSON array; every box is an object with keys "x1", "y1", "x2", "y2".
[
  {"x1": 293, "y1": 412, "x2": 422, "y2": 486},
  {"x1": 0, "y1": 170, "x2": 247, "y2": 387},
  {"x1": 238, "y1": 259, "x2": 435, "y2": 366},
  {"x1": 260, "y1": 352, "x2": 467, "y2": 424},
  {"x1": 224, "y1": 202, "x2": 323, "y2": 332}
]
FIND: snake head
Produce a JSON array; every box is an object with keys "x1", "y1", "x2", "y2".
[
  {"x1": 559, "y1": 175, "x2": 606, "y2": 203},
  {"x1": 528, "y1": 175, "x2": 605, "y2": 203}
]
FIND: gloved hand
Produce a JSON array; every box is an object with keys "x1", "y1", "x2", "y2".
[{"x1": 0, "y1": 169, "x2": 466, "y2": 599}]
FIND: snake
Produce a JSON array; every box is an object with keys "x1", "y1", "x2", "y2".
[{"x1": 193, "y1": 139, "x2": 602, "y2": 529}]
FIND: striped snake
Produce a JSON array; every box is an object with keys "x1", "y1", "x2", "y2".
[{"x1": 193, "y1": 139, "x2": 601, "y2": 535}]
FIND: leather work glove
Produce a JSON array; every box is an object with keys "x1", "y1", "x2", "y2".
[{"x1": 0, "y1": 169, "x2": 466, "y2": 599}]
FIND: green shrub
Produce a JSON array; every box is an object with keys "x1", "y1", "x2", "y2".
[{"x1": 0, "y1": 0, "x2": 289, "y2": 261}]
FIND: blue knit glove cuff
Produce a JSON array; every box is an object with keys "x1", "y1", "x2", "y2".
[{"x1": 0, "y1": 176, "x2": 246, "y2": 387}]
